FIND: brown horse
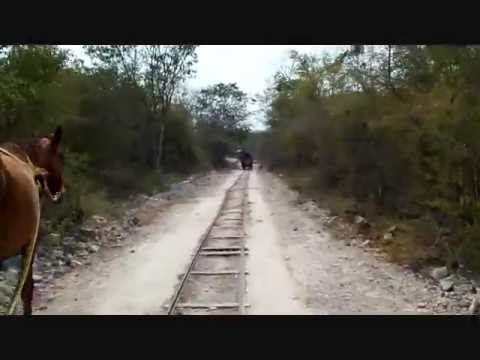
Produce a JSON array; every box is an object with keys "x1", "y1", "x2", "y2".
[{"x1": 0, "y1": 126, "x2": 65, "y2": 315}]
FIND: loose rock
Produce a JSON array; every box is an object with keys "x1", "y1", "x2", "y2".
[
  {"x1": 63, "y1": 237, "x2": 77, "y2": 253},
  {"x1": 80, "y1": 227, "x2": 96, "y2": 238},
  {"x1": 72, "y1": 260, "x2": 83, "y2": 267},
  {"x1": 53, "y1": 250, "x2": 65, "y2": 261},
  {"x1": 0, "y1": 283, "x2": 13, "y2": 296},
  {"x1": 46, "y1": 233, "x2": 61, "y2": 244},
  {"x1": 65, "y1": 257, "x2": 82, "y2": 268},
  {"x1": 469, "y1": 296, "x2": 480, "y2": 315},
  {"x1": 431, "y1": 266, "x2": 449, "y2": 280},
  {"x1": 5, "y1": 269, "x2": 18, "y2": 282},
  {"x1": 360, "y1": 240, "x2": 371, "y2": 247},
  {"x1": 354, "y1": 215, "x2": 368, "y2": 225},
  {"x1": 74, "y1": 242, "x2": 87, "y2": 251},
  {"x1": 0, "y1": 291, "x2": 10, "y2": 304},
  {"x1": 78, "y1": 250, "x2": 89, "y2": 258},
  {"x1": 350, "y1": 239, "x2": 360, "y2": 247},
  {"x1": 92, "y1": 215, "x2": 107, "y2": 224},
  {"x1": 386, "y1": 225, "x2": 397, "y2": 234},
  {"x1": 455, "y1": 283, "x2": 476, "y2": 295},
  {"x1": 88, "y1": 245, "x2": 100, "y2": 253},
  {"x1": 383, "y1": 232, "x2": 393, "y2": 241},
  {"x1": 440, "y1": 279, "x2": 454, "y2": 292}
]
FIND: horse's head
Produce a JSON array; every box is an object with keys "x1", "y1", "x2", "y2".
[{"x1": 27, "y1": 126, "x2": 65, "y2": 203}]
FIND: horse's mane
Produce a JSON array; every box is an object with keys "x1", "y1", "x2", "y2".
[
  {"x1": 0, "y1": 143, "x2": 30, "y2": 204},
  {"x1": 0, "y1": 142, "x2": 32, "y2": 163},
  {"x1": 0, "y1": 138, "x2": 46, "y2": 205},
  {"x1": 0, "y1": 132, "x2": 53, "y2": 163}
]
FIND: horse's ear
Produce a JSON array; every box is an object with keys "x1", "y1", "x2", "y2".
[{"x1": 52, "y1": 126, "x2": 63, "y2": 146}]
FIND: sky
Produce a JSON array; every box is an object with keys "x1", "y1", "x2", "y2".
[{"x1": 62, "y1": 45, "x2": 345, "y2": 129}]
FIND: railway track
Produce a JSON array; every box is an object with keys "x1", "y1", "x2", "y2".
[{"x1": 167, "y1": 171, "x2": 250, "y2": 315}]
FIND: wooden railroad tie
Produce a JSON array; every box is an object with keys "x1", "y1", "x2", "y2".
[
  {"x1": 190, "y1": 270, "x2": 250, "y2": 276},
  {"x1": 202, "y1": 246, "x2": 248, "y2": 251},
  {"x1": 175, "y1": 303, "x2": 251, "y2": 310},
  {"x1": 199, "y1": 250, "x2": 249, "y2": 256}
]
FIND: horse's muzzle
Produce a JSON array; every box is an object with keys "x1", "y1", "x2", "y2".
[
  {"x1": 50, "y1": 185, "x2": 66, "y2": 204},
  {"x1": 52, "y1": 192, "x2": 63, "y2": 204}
]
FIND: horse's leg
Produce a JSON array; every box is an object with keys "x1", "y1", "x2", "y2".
[{"x1": 20, "y1": 247, "x2": 34, "y2": 316}]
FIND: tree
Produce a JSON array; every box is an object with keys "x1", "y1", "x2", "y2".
[
  {"x1": 192, "y1": 82, "x2": 252, "y2": 166},
  {"x1": 84, "y1": 45, "x2": 142, "y2": 85},
  {"x1": 84, "y1": 45, "x2": 198, "y2": 169},
  {"x1": 256, "y1": 45, "x2": 480, "y2": 270},
  {"x1": 0, "y1": 45, "x2": 69, "y2": 139},
  {"x1": 193, "y1": 83, "x2": 250, "y2": 132},
  {"x1": 141, "y1": 45, "x2": 198, "y2": 169}
]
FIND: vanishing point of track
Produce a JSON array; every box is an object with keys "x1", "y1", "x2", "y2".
[{"x1": 167, "y1": 170, "x2": 250, "y2": 315}]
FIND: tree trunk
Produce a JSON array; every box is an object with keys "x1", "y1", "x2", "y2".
[
  {"x1": 155, "y1": 106, "x2": 170, "y2": 170},
  {"x1": 154, "y1": 122, "x2": 165, "y2": 170},
  {"x1": 386, "y1": 45, "x2": 404, "y2": 101},
  {"x1": 143, "y1": 115, "x2": 155, "y2": 168},
  {"x1": 473, "y1": 159, "x2": 479, "y2": 202},
  {"x1": 387, "y1": 45, "x2": 392, "y2": 85}
]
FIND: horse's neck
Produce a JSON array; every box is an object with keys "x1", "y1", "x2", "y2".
[{"x1": 0, "y1": 142, "x2": 33, "y2": 164}]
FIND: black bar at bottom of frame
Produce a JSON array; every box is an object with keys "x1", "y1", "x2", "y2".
[{"x1": 0, "y1": 315, "x2": 479, "y2": 328}]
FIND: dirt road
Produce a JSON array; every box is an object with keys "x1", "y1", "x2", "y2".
[
  {"x1": 38, "y1": 171, "x2": 239, "y2": 315},
  {"x1": 36, "y1": 168, "x2": 476, "y2": 315}
]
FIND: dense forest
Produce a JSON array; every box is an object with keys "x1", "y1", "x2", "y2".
[
  {"x1": 256, "y1": 45, "x2": 480, "y2": 271},
  {"x1": 0, "y1": 45, "x2": 251, "y2": 237},
  {"x1": 3, "y1": 45, "x2": 480, "y2": 273}
]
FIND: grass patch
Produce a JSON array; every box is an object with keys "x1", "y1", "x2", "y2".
[
  {"x1": 40, "y1": 164, "x2": 195, "y2": 240},
  {"x1": 374, "y1": 219, "x2": 440, "y2": 266},
  {"x1": 281, "y1": 167, "x2": 447, "y2": 270}
]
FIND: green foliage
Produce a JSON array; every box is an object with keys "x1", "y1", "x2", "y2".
[
  {"x1": 0, "y1": 45, "x2": 218, "y2": 240},
  {"x1": 162, "y1": 106, "x2": 202, "y2": 172},
  {"x1": 84, "y1": 45, "x2": 199, "y2": 169},
  {"x1": 458, "y1": 223, "x2": 480, "y2": 272},
  {"x1": 258, "y1": 45, "x2": 480, "y2": 269},
  {"x1": 192, "y1": 82, "x2": 252, "y2": 167},
  {"x1": 0, "y1": 46, "x2": 69, "y2": 139}
]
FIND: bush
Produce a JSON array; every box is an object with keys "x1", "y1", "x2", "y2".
[
  {"x1": 257, "y1": 45, "x2": 480, "y2": 270},
  {"x1": 459, "y1": 224, "x2": 480, "y2": 272}
]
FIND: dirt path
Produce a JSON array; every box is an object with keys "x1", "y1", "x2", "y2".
[
  {"x1": 246, "y1": 173, "x2": 311, "y2": 314},
  {"x1": 35, "y1": 168, "x2": 476, "y2": 315},
  {"x1": 38, "y1": 171, "x2": 240, "y2": 315},
  {"x1": 254, "y1": 170, "x2": 477, "y2": 314},
  {"x1": 248, "y1": 171, "x2": 424, "y2": 314}
]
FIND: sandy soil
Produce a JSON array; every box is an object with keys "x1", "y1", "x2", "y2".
[
  {"x1": 254, "y1": 170, "x2": 463, "y2": 314},
  {"x1": 38, "y1": 171, "x2": 239, "y2": 315},
  {"x1": 245, "y1": 172, "x2": 311, "y2": 314},
  {"x1": 36, "y1": 167, "x2": 475, "y2": 315}
]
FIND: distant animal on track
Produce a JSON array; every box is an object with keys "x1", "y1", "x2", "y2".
[{"x1": 237, "y1": 150, "x2": 253, "y2": 170}]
